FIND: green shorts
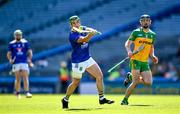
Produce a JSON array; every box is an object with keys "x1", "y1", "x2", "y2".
[{"x1": 129, "y1": 59, "x2": 150, "y2": 72}]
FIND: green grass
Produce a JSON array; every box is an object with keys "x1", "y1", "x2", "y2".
[{"x1": 0, "y1": 94, "x2": 180, "y2": 114}]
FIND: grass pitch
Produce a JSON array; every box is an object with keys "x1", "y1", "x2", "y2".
[{"x1": 0, "y1": 94, "x2": 180, "y2": 114}]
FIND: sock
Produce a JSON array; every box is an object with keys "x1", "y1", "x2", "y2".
[
  {"x1": 25, "y1": 91, "x2": 29, "y2": 94},
  {"x1": 99, "y1": 91, "x2": 105, "y2": 100},
  {"x1": 64, "y1": 95, "x2": 70, "y2": 101},
  {"x1": 16, "y1": 91, "x2": 20, "y2": 95},
  {"x1": 123, "y1": 97, "x2": 128, "y2": 101}
]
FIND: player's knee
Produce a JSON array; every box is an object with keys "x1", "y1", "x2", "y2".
[
  {"x1": 15, "y1": 77, "x2": 21, "y2": 82},
  {"x1": 96, "y1": 74, "x2": 103, "y2": 81},
  {"x1": 23, "y1": 75, "x2": 28, "y2": 80},
  {"x1": 132, "y1": 77, "x2": 139, "y2": 84},
  {"x1": 72, "y1": 80, "x2": 80, "y2": 87},
  {"x1": 16, "y1": 79, "x2": 20, "y2": 82},
  {"x1": 128, "y1": 82, "x2": 137, "y2": 90}
]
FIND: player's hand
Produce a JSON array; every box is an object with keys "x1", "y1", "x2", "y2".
[
  {"x1": 128, "y1": 52, "x2": 133, "y2": 58},
  {"x1": 28, "y1": 62, "x2": 34, "y2": 68},
  {"x1": 9, "y1": 59, "x2": 14, "y2": 64},
  {"x1": 27, "y1": 59, "x2": 34, "y2": 68},
  {"x1": 89, "y1": 30, "x2": 97, "y2": 36},
  {"x1": 152, "y1": 55, "x2": 158, "y2": 64}
]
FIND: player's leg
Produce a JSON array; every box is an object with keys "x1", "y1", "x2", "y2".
[
  {"x1": 86, "y1": 64, "x2": 103, "y2": 96},
  {"x1": 62, "y1": 62, "x2": 83, "y2": 109},
  {"x1": 21, "y1": 70, "x2": 29, "y2": 92},
  {"x1": 140, "y1": 62, "x2": 152, "y2": 86},
  {"x1": 124, "y1": 71, "x2": 145, "y2": 86},
  {"x1": 141, "y1": 71, "x2": 152, "y2": 86},
  {"x1": 62, "y1": 78, "x2": 81, "y2": 109},
  {"x1": 21, "y1": 70, "x2": 32, "y2": 98},
  {"x1": 65, "y1": 78, "x2": 80, "y2": 99},
  {"x1": 121, "y1": 59, "x2": 142, "y2": 105},
  {"x1": 121, "y1": 69, "x2": 140, "y2": 105},
  {"x1": 86, "y1": 63, "x2": 114, "y2": 104},
  {"x1": 14, "y1": 71, "x2": 21, "y2": 98},
  {"x1": 123, "y1": 60, "x2": 147, "y2": 87}
]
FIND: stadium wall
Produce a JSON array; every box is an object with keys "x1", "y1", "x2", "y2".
[{"x1": 0, "y1": 76, "x2": 179, "y2": 94}]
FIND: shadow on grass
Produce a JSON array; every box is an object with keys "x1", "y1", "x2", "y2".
[
  {"x1": 130, "y1": 104, "x2": 153, "y2": 107},
  {"x1": 65, "y1": 107, "x2": 103, "y2": 111}
]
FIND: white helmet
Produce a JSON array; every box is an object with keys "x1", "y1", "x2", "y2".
[{"x1": 14, "y1": 29, "x2": 22, "y2": 36}]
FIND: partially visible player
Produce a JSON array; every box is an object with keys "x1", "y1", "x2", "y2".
[
  {"x1": 7, "y1": 29, "x2": 33, "y2": 98},
  {"x1": 121, "y1": 14, "x2": 158, "y2": 105},
  {"x1": 61, "y1": 15, "x2": 114, "y2": 109}
]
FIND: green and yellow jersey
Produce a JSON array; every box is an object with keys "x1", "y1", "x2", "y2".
[{"x1": 128, "y1": 27, "x2": 156, "y2": 62}]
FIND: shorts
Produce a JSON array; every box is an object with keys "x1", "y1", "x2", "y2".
[
  {"x1": 12, "y1": 63, "x2": 29, "y2": 73},
  {"x1": 129, "y1": 59, "x2": 150, "y2": 72},
  {"x1": 72, "y1": 57, "x2": 96, "y2": 79}
]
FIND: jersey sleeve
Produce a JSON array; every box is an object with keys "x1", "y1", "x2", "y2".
[
  {"x1": 128, "y1": 31, "x2": 136, "y2": 41},
  {"x1": 69, "y1": 32, "x2": 80, "y2": 42}
]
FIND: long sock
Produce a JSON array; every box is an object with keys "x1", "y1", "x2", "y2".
[
  {"x1": 16, "y1": 91, "x2": 20, "y2": 95},
  {"x1": 64, "y1": 95, "x2": 70, "y2": 101},
  {"x1": 99, "y1": 91, "x2": 105, "y2": 100},
  {"x1": 123, "y1": 97, "x2": 128, "y2": 101}
]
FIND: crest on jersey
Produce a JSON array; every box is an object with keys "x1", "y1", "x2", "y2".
[{"x1": 16, "y1": 48, "x2": 23, "y2": 55}]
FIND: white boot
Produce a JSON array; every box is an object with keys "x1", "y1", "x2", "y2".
[{"x1": 26, "y1": 92, "x2": 32, "y2": 98}]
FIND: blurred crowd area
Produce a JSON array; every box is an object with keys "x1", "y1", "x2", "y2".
[{"x1": 150, "y1": 37, "x2": 180, "y2": 80}]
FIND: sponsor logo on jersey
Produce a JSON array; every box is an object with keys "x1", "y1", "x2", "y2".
[
  {"x1": 139, "y1": 40, "x2": 152, "y2": 45},
  {"x1": 16, "y1": 48, "x2": 23, "y2": 55},
  {"x1": 138, "y1": 34, "x2": 143, "y2": 37}
]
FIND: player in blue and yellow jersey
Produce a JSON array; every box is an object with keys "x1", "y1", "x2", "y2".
[
  {"x1": 7, "y1": 30, "x2": 33, "y2": 99},
  {"x1": 121, "y1": 15, "x2": 158, "y2": 105},
  {"x1": 61, "y1": 15, "x2": 114, "y2": 109}
]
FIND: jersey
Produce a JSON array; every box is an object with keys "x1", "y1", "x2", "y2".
[
  {"x1": 128, "y1": 27, "x2": 156, "y2": 62},
  {"x1": 69, "y1": 26, "x2": 91, "y2": 63},
  {"x1": 8, "y1": 39, "x2": 31, "y2": 64}
]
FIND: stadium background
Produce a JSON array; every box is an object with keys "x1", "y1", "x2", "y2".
[{"x1": 0, "y1": 0, "x2": 180, "y2": 95}]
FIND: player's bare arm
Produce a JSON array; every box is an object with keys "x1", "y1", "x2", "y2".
[
  {"x1": 27, "y1": 49, "x2": 34, "y2": 67},
  {"x1": 7, "y1": 51, "x2": 14, "y2": 64},
  {"x1": 125, "y1": 40, "x2": 133, "y2": 58},
  {"x1": 27, "y1": 49, "x2": 33, "y2": 61},
  {"x1": 150, "y1": 45, "x2": 158, "y2": 64},
  {"x1": 77, "y1": 31, "x2": 96, "y2": 43}
]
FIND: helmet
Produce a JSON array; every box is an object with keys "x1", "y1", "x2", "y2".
[
  {"x1": 14, "y1": 29, "x2": 22, "y2": 36},
  {"x1": 69, "y1": 15, "x2": 80, "y2": 24}
]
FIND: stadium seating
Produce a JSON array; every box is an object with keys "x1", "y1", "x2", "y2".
[{"x1": 0, "y1": 0, "x2": 180, "y2": 76}]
